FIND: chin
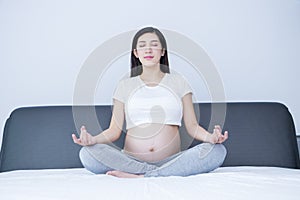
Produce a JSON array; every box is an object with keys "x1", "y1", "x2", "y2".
[{"x1": 142, "y1": 62, "x2": 159, "y2": 68}]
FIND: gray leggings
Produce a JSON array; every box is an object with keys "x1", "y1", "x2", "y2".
[{"x1": 79, "y1": 143, "x2": 227, "y2": 177}]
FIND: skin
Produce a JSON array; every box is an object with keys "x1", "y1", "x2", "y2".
[{"x1": 72, "y1": 32, "x2": 229, "y2": 178}]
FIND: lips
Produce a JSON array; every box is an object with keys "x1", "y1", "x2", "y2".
[{"x1": 144, "y1": 56, "x2": 154, "y2": 59}]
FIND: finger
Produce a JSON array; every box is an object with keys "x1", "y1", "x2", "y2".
[
  {"x1": 81, "y1": 127, "x2": 90, "y2": 139},
  {"x1": 79, "y1": 126, "x2": 86, "y2": 137},
  {"x1": 85, "y1": 134, "x2": 92, "y2": 146},
  {"x1": 217, "y1": 137, "x2": 224, "y2": 144},
  {"x1": 72, "y1": 134, "x2": 82, "y2": 144},
  {"x1": 214, "y1": 125, "x2": 222, "y2": 132},
  {"x1": 214, "y1": 125, "x2": 220, "y2": 129},
  {"x1": 224, "y1": 131, "x2": 229, "y2": 139},
  {"x1": 80, "y1": 126, "x2": 88, "y2": 142},
  {"x1": 214, "y1": 128, "x2": 222, "y2": 139},
  {"x1": 72, "y1": 133, "x2": 78, "y2": 142},
  {"x1": 81, "y1": 126, "x2": 87, "y2": 133},
  {"x1": 215, "y1": 126, "x2": 227, "y2": 135},
  {"x1": 81, "y1": 132, "x2": 88, "y2": 145},
  {"x1": 213, "y1": 129, "x2": 219, "y2": 142},
  {"x1": 213, "y1": 128, "x2": 217, "y2": 134},
  {"x1": 218, "y1": 131, "x2": 229, "y2": 143},
  {"x1": 214, "y1": 126, "x2": 221, "y2": 133}
]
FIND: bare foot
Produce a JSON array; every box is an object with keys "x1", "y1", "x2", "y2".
[{"x1": 106, "y1": 170, "x2": 144, "y2": 178}]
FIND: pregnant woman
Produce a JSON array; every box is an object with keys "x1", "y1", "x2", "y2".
[{"x1": 72, "y1": 27, "x2": 228, "y2": 178}]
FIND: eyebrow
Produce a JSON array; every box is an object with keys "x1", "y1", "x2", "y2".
[{"x1": 138, "y1": 40, "x2": 159, "y2": 43}]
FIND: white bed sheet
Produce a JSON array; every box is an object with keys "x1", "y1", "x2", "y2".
[{"x1": 1, "y1": 166, "x2": 300, "y2": 200}]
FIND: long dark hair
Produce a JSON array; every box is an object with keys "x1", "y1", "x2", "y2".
[{"x1": 130, "y1": 27, "x2": 170, "y2": 77}]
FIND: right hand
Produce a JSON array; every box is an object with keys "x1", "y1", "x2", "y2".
[{"x1": 72, "y1": 126, "x2": 96, "y2": 146}]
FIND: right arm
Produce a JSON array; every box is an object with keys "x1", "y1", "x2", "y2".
[{"x1": 72, "y1": 99, "x2": 125, "y2": 146}]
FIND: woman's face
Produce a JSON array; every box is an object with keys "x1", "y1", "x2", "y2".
[{"x1": 134, "y1": 32, "x2": 165, "y2": 67}]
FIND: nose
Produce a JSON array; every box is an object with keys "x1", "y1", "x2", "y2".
[{"x1": 144, "y1": 46, "x2": 152, "y2": 53}]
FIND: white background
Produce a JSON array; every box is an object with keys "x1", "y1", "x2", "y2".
[{"x1": 1, "y1": 0, "x2": 300, "y2": 147}]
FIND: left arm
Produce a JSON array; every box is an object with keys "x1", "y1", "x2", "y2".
[{"x1": 182, "y1": 93, "x2": 228, "y2": 144}]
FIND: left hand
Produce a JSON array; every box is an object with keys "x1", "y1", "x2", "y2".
[{"x1": 209, "y1": 125, "x2": 229, "y2": 144}]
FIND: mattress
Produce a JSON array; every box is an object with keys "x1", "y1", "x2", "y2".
[{"x1": 1, "y1": 166, "x2": 300, "y2": 200}]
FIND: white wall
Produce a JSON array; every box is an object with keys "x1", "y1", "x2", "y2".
[{"x1": 1, "y1": 0, "x2": 300, "y2": 147}]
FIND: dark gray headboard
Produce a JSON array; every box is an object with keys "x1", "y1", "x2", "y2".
[{"x1": 0, "y1": 102, "x2": 299, "y2": 172}]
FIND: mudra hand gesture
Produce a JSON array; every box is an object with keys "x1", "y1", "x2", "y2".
[{"x1": 72, "y1": 126, "x2": 96, "y2": 146}]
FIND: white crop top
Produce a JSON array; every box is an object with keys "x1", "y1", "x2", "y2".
[{"x1": 113, "y1": 73, "x2": 193, "y2": 129}]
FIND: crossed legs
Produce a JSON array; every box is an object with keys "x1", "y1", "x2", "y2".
[{"x1": 79, "y1": 143, "x2": 227, "y2": 178}]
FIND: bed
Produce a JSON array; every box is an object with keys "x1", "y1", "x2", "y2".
[{"x1": 1, "y1": 102, "x2": 300, "y2": 199}]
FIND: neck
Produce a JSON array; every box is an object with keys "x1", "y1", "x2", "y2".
[
  {"x1": 140, "y1": 64, "x2": 164, "y2": 83},
  {"x1": 141, "y1": 64, "x2": 161, "y2": 77}
]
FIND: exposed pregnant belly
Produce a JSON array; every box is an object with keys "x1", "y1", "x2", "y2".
[{"x1": 124, "y1": 124, "x2": 181, "y2": 162}]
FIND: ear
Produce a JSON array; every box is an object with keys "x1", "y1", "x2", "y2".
[{"x1": 133, "y1": 49, "x2": 139, "y2": 58}]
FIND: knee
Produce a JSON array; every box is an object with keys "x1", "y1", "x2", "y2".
[
  {"x1": 79, "y1": 147, "x2": 97, "y2": 173},
  {"x1": 212, "y1": 144, "x2": 227, "y2": 166},
  {"x1": 79, "y1": 145, "x2": 112, "y2": 174},
  {"x1": 79, "y1": 144, "x2": 109, "y2": 163},
  {"x1": 79, "y1": 147, "x2": 92, "y2": 165},
  {"x1": 215, "y1": 144, "x2": 227, "y2": 157},
  {"x1": 197, "y1": 143, "x2": 227, "y2": 166}
]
